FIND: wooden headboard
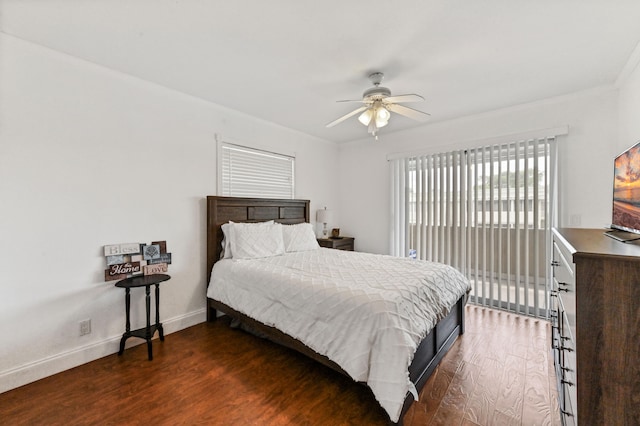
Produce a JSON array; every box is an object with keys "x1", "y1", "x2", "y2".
[{"x1": 206, "y1": 196, "x2": 311, "y2": 284}]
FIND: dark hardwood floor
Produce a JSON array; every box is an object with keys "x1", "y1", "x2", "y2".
[{"x1": 0, "y1": 305, "x2": 560, "y2": 425}]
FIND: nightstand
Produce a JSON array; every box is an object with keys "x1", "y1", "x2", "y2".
[
  {"x1": 115, "y1": 273, "x2": 171, "y2": 360},
  {"x1": 317, "y1": 237, "x2": 354, "y2": 251}
]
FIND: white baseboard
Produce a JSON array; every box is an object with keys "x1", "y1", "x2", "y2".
[{"x1": 0, "y1": 308, "x2": 206, "y2": 394}]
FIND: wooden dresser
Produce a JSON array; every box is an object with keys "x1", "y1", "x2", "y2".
[{"x1": 551, "y1": 228, "x2": 640, "y2": 425}]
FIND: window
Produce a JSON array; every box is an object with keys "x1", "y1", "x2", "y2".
[{"x1": 219, "y1": 142, "x2": 295, "y2": 199}]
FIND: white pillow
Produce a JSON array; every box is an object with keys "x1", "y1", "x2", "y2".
[
  {"x1": 220, "y1": 222, "x2": 233, "y2": 259},
  {"x1": 230, "y1": 221, "x2": 285, "y2": 259},
  {"x1": 282, "y1": 223, "x2": 320, "y2": 252},
  {"x1": 220, "y1": 220, "x2": 274, "y2": 259}
]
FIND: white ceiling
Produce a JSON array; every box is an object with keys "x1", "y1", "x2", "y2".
[{"x1": 3, "y1": 1, "x2": 640, "y2": 143}]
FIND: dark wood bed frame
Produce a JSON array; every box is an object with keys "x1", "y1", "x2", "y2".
[{"x1": 205, "y1": 196, "x2": 466, "y2": 425}]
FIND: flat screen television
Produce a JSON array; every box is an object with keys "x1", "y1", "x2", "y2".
[{"x1": 607, "y1": 141, "x2": 640, "y2": 241}]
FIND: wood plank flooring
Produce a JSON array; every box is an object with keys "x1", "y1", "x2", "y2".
[{"x1": 0, "y1": 305, "x2": 561, "y2": 425}]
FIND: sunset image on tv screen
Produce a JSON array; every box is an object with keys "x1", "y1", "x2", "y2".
[{"x1": 613, "y1": 142, "x2": 640, "y2": 232}]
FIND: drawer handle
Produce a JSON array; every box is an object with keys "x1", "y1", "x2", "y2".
[
  {"x1": 561, "y1": 366, "x2": 574, "y2": 373},
  {"x1": 551, "y1": 260, "x2": 560, "y2": 267},
  {"x1": 561, "y1": 379, "x2": 575, "y2": 387},
  {"x1": 558, "y1": 287, "x2": 570, "y2": 293},
  {"x1": 560, "y1": 336, "x2": 570, "y2": 341},
  {"x1": 553, "y1": 345, "x2": 574, "y2": 352},
  {"x1": 561, "y1": 410, "x2": 574, "y2": 417}
]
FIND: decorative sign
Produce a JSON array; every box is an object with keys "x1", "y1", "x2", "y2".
[
  {"x1": 107, "y1": 262, "x2": 141, "y2": 276},
  {"x1": 144, "y1": 263, "x2": 168, "y2": 275},
  {"x1": 142, "y1": 244, "x2": 161, "y2": 260},
  {"x1": 148, "y1": 253, "x2": 172, "y2": 265},
  {"x1": 152, "y1": 240, "x2": 167, "y2": 254},
  {"x1": 104, "y1": 243, "x2": 140, "y2": 256},
  {"x1": 106, "y1": 255, "x2": 125, "y2": 266},
  {"x1": 103, "y1": 241, "x2": 172, "y2": 282},
  {"x1": 105, "y1": 271, "x2": 127, "y2": 282}
]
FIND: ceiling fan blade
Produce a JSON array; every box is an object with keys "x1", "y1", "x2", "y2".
[
  {"x1": 387, "y1": 103, "x2": 431, "y2": 121},
  {"x1": 325, "y1": 106, "x2": 368, "y2": 128},
  {"x1": 336, "y1": 99, "x2": 365, "y2": 103},
  {"x1": 383, "y1": 94, "x2": 425, "y2": 103}
]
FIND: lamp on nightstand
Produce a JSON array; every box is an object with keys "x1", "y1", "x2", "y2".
[{"x1": 316, "y1": 207, "x2": 332, "y2": 238}]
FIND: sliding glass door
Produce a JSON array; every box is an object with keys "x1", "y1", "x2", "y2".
[{"x1": 390, "y1": 137, "x2": 557, "y2": 318}]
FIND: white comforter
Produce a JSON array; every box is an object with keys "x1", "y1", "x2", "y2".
[{"x1": 207, "y1": 248, "x2": 471, "y2": 422}]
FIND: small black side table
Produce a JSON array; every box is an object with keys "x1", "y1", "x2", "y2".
[{"x1": 115, "y1": 273, "x2": 171, "y2": 360}]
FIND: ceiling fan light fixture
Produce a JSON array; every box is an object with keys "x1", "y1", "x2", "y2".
[
  {"x1": 375, "y1": 106, "x2": 390, "y2": 127},
  {"x1": 375, "y1": 117, "x2": 388, "y2": 128},
  {"x1": 325, "y1": 72, "x2": 430, "y2": 139},
  {"x1": 358, "y1": 108, "x2": 373, "y2": 126}
]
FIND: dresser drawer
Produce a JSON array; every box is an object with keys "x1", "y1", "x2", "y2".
[
  {"x1": 552, "y1": 240, "x2": 575, "y2": 287},
  {"x1": 558, "y1": 347, "x2": 577, "y2": 424},
  {"x1": 561, "y1": 382, "x2": 577, "y2": 426},
  {"x1": 559, "y1": 307, "x2": 575, "y2": 353},
  {"x1": 558, "y1": 288, "x2": 576, "y2": 342}
]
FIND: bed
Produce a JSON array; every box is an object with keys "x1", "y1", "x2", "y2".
[{"x1": 205, "y1": 196, "x2": 470, "y2": 424}]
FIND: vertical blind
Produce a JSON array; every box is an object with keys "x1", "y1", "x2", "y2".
[
  {"x1": 219, "y1": 142, "x2": 295, "y2": 199},
  {"x1": 390, "y1": 137, "x2": 558, "y2": 318}
]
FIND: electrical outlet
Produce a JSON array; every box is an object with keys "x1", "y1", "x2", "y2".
[
  {"x1": 79, "y1": 319, "x2": 91, "y2": 336},
  {"x1": 569, "y1": 214, "x2": 582, "y2": 226}
]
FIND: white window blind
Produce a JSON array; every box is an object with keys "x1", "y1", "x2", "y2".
[
  {"x1": 219, "y1": 143, "x2": 295, "y2": 199},
  {"x1": 390, "y1": 136, "x2": 558, "y2": 318}
]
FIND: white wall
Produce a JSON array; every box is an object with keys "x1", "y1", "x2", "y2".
[
  {"x1": 618, "y1": 56, "x2": 640, "y2": 151},
  {"x1": 337, "y1": 88, "x2": 619, "y2": 254},
  {"x1": 0, "y1": 34, "x2": 339, "y2": 392}
]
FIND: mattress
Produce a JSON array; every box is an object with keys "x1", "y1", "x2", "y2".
[{"x1": 207, "y1": 248, "x2": 471, "y2": 422}]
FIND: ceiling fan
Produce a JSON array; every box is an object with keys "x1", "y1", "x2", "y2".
[{"x1": 326, "y1": 72, "x2": 430, "y2": 139}]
